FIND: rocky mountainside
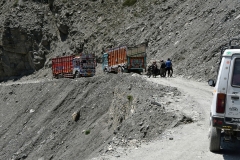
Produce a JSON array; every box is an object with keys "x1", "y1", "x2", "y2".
[
  {"x1": 0, "y1": 0, "x2": 240, "y2": 81},
  {"x1": 0, "y1": 74, "x2": 186, "y2": 160},
  {"x1": 1, "y1": 1, "x2": 240, "y2": 160}
]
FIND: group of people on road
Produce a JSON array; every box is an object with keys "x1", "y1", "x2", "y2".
[{"x1": 150, "y1": 58, "x2": 173, "y2": 78}]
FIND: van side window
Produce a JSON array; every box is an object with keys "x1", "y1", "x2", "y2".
[{"x1": 232, "y1": 58, "x2": 240, "y2": 86}]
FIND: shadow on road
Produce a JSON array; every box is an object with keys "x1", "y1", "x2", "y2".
[{"x1": 220, "y1": 137, "x2": 240, "y2": 160}]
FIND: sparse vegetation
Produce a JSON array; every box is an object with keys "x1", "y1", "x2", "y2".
[
  {"x1": 133, "y1": 12, "x2": 139, "y2": 17},
  {"x1": 127, "y1": 95, "x2": 133, "y2": 105},
  {"x1": 122, "y1": 0, "x2": 137, "y2": 7},
  {"x1": 85, "y1": 130, "x2": 91, "y2": 135},
  {"x1": 13, "y1": 0, "x2": 18, "y2": 7}
]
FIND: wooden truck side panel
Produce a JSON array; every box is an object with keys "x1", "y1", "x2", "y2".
[
  {"x1": 52, "y1": 55, "x2": 74, "y2": 77},
  {"x1": 102, "y1": 43, "x2": 147, "y2": 73},
  {"x1": 52, "y1": 54, "x2": 96, "y2": 78},
  {"x1": 107, "y1": 46, "x2": 127, "y2": 68}
]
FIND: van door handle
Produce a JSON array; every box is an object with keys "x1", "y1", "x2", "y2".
[{"x1": 231, "y1": 96, "x2": 239, "y2": 100}]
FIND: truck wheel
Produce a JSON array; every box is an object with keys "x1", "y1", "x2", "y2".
[
  {"x1": 74, "y1": 71, "x2": 80, "y2": 78},
  {"x1": 104, "y1": 68, "x2": 108, "y2": 74},
  {"x1": 118, "y1": 67, "x2": 123, "y2": 74},
  {"x1": 57, "y1": 74, "x2": 63, "y2": 79},
  {"x1": 209, "y1": 125, "x2": 221, "y2": 152}
]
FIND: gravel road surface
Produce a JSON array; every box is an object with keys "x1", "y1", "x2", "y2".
[{"x1": 94, "y1": 75, "x2": 240, "y2": 160}]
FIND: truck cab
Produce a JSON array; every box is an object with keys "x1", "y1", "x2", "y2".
[
  {"x1": 102, "y1": 53, "x2": 109, "y2": 73},
  {"x1": 73, "y1": 54, "x2": 96, "y2": 78},
  {"x1": 208, "y1": 39, "x2": 240, "y2": 152}
]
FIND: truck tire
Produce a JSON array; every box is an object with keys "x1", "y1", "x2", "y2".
[
  {"x1": 118, "y1": 67, "x2": 123, "y2": 74},
  {"x1": 74, "y1": 71, "x2": 80, "y2": 78},
  {"x1": 57, "y1": 74, "x2": 63, "y2": 79},
  {"x1": 104, "y1": 68, "x2": 108, "y2": 74},
  {"x1": 209, "y1": 125, "x2": 221, "y2": 152}
]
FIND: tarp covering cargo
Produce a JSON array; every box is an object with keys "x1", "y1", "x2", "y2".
[{"x1": 127, "y1": 44, "x2": 146, "y2": 57}]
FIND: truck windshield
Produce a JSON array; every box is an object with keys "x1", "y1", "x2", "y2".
[{"x1": 232, "y1": 58, "x2": 240, "y2": 86}]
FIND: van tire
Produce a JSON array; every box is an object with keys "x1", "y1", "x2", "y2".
[{"x1": 209, "y1": 125, "x2": 221, "y2": 152}]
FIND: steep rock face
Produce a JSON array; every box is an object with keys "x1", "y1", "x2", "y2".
[
  {"x1": 0, "y1": 0, "x2": 240, "y2": 81},
  {"x1": 0, "y1": 0, "x2": 56, "y2": 80}
]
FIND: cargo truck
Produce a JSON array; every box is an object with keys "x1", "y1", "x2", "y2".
[
  {"x1": 102, "y1": 43, "x2": 147, "y2": 74},
  {"x1": 52, "y1": 53, "x2": 96, "y2": 79}
]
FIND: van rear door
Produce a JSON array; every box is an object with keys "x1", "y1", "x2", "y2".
[{"x1": 225, "y1": 56, "x2": 240, "y2": 123}]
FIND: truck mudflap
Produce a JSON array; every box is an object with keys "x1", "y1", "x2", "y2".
[{"x1": 212, "y1": 116, "x2": 240, "y2": 131}]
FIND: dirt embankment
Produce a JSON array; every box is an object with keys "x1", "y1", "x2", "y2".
[
  {"x1": 92, "y1": 76, "x2": 240, "y2": 160},
  {"x1": 0, "y1": 73, "x2": 188, "y2": 160}
]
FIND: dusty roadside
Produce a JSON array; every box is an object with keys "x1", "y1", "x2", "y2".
[
  {"x1": 0, "y1": 73, "x2": 183, "y2": 160},
  {"x1": 93, "y1": 75, "x2": 240, "y2": 160}
]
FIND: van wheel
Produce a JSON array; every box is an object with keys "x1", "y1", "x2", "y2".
[{"x1": 209, "y1": 125, "x2": 221, "y2": 152}]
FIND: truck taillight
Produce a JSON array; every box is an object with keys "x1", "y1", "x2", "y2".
[{"x1": 216, "y1": 93, "x2": 226, "y2": 113}]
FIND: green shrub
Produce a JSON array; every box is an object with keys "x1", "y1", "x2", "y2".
[
  {"x1": 127, "y1": 95, "x2": 133, "y2": 103},
  {"x1": 85, "y1": 130, "x2": 91, "y2": 135},
  {"x1": 133, "y1": 12, "x2": 139, "y2": 17},
  {"x1": 122, "y1": 0, "x2": 137, "y2": 7},
  {"x1": 13, "y1": 0, "x2": 18, "y2": 7}
]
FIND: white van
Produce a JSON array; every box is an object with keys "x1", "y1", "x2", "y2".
[{"x1": 208, "y1": 39, "x2": 240, "y2": 152}]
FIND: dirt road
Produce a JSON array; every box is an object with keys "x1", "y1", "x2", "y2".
[
  {"x1": 96, "y1": 76, "x2": 240, "y2": 160},
  {"x1": 2, "y1": 73, "x2": 240, "y2": 160}
]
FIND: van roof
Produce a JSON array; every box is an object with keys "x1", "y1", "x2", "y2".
[{"x1": 223, "y1": 49, "x2": 240, "y2": 56}]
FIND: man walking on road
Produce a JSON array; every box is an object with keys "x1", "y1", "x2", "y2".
[{"x1": 165, "y1": 58, "x2": 173, "y2": 77}]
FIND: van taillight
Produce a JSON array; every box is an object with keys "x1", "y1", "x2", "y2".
[{"x1": 216, "y1": 93, "x2": 226, "y2": 113}]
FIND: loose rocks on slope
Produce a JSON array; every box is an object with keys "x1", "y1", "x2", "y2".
[{"x1": 0, "y1": 73, "x2": 185, "y2": 160}]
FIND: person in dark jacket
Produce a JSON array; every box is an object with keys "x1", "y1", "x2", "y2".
[
  {"x1": 160, "y1": 60, "x2": 166, "y2": 68},
  {"x1": 165, "y1": 58, "x2": 173, "y2": 77},
  {"x1": 160, "y1": 60, "x2": 166, "y2": 77},
  {"x1": 152, "y1": 61, "x2": 158, "y2": 78}
]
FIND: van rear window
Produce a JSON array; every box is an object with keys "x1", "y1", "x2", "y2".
[{"x1": 232, "y1": 58, "x2": 240, "y2": 86}]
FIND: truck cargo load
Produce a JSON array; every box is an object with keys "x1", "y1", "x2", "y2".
[
  {"x1": 52, "y1": 53, "x2": 96, "y2": 79},
  {"x1": 102, "y1": 43, "x2": 147, "y2": 74}
]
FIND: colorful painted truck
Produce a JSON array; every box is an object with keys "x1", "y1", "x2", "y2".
[
  {"x1": 102, "y1": 43, "x2": 147, "y2": 74},
  {"x1": 52, "y1": 53, "x2": 96, "y2": 78}
]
